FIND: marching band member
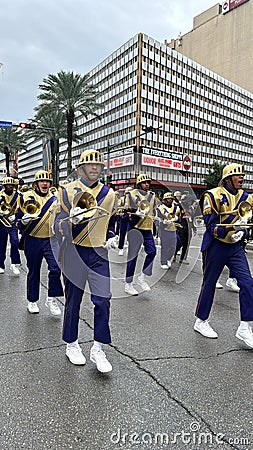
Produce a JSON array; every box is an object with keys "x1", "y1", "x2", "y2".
[
  {"x1": 117, "y1": 186, "x2": 132, "y2": 256},
  {"x1": 0, "y1": 177, "x2": 21, "y2": 275},
  {"x1": 19, "y1": 171, "x2": 63, "y2": 315},
  {"x1": 194, "y1": 163, "x2": 253, "y2": 348},
  {"x1": 124, "y1": 174, "x2": 158, "y2": 296},
  {"x1": 155, "y1": 192, "x2": 181, "y2": 270},
  {"x1": 55, "y1": 149, "x2": 117, "y2": 372}
]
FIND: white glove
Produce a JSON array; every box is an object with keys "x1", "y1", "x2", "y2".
[
  {"x1": 21, "y1": 213, "x2": 36, "y2": 225},
  {"x1": 69, "y1": 207, "x2": 84, "y2": 225},
  {"x1": 0, "y1": 211, "x2": 5, "y2": 217},
  {"x1": 233, "y1": 217, "x2": 248, "y2": 231},
  {"x1": 103, "y1": 236, "x2": 119, "y2": 250},
  {"x1": 136, "y1": 211, "x2": 146, "y2": 218},
  {"x1": 163, "y1": 219, "x2": 171, "y2": 225},
  {"x1": 231, "y1": 230, "x2": 244, "y2": 243},
  {"x1": 8, "y1": 215, "x2": 16, "y2": 224}
]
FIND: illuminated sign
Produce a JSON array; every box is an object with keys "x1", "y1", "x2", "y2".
[{"x1": 104, "y1": 148, "x2": 134, "y2": 168}]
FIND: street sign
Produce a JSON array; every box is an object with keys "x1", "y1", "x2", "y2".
[
  {"x1": 0, "y1": 121, "x2": 12, "y2": 129},
  {"x1": 183, "y1": 154, "x2": 192, "y2": 171}
]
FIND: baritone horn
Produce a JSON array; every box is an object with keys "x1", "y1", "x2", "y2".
[
  {"x1": 194, "y1": 201, "x2": 253, "y2": 228},
  {"x1": 73, "y1": 191, "x2": 99, "y2": 219},
  {"x1": 23, "y1": 199, "x2": 41, "y2": 216},
  {"x1": 135, "y1": 200, "x2": 150, "y2": 216},
  {"x1": 219, "y1": 201, "x2": 253, "y2": 226},
  {"x1": 61, "y1": 190, "x2": 109, "y2": 224}
]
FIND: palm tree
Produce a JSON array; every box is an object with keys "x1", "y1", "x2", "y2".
[
  {"x1": 0, "y1": 128, "x2": 27, "y2": 177},
  {"x1": 28, "y1": 108, "x2": 80, "y2": 186},
  {"x1": 37, "y1": 70, "x2": 101, "y2": 175}
]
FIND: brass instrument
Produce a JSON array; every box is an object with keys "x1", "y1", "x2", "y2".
[
  {"x1": 73, "y1": 191, "x2": 99, "y2": 219},
  {"x1": 0, "y1": 202, "x2": 12, "y2": 227},
  {"x1": 23, "y1": 199, "x2": 41, "y2": 216},
  {"x1": 160, "y1": 212, "x2": 182, "y2": 228},
  {"x1": 218, "y1": 201, "x2": 253, "y2": 226},
  {"x1": 135, "y1": 200, "x2": 150, "y2": 216},
  {"x1": 60, "y1": 190, "x2": 109, "y2": 224},
  {"x1": 193, "y1": 215, "x2": 205, "y2": 228},
  {"x1": 193, "y1": 201, "x2": 253, "y2": 228}
]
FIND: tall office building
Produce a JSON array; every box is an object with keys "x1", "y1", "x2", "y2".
[
  {"x1": 19, "y1": 31, "x2": 253, "y2": 194},
  {"x1": 169, "y1": 1, "x2": 253, "y2": 93}
]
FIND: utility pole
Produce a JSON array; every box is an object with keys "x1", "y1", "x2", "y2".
[{"x1": 105, "y1": 140, "x2": 111, "y2": 185}]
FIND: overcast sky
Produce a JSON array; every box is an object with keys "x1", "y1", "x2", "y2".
[{"x1": 0, "y1": 0, "x2": 218, "y2": 124}]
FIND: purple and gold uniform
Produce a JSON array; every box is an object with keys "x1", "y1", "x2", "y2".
[
  {"x1": 196, "y1": 164, "x2": 253, "y2": 323},
  {"x1": 0, "y1": 177, "x2": 21, "y2": 271},
  {"x1": 156, "y1": 193, "x2": 181, "y2": 266},
  {"x1": 124, "y1": 178, "x2": 158, "y2": 284},
  {"x1": 57, "y1": 176, "x2": 116, "y2": 345},
  {"x1": 19, "y1": 179, "x2": 63, "y2": 303}
]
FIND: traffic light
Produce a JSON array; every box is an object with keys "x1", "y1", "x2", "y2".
[
  {"x1": 107, "y1": 173, "x2": 113, "y2": 184},
  {"x1": 19, "y1": 122, "x2": 36, "y2": 130}
]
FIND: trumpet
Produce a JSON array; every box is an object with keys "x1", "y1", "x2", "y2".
[{"x1": 0, "y1": 202, "x2": 12, "y2": 227}]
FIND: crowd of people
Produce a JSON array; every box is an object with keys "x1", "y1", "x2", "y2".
[{"x1": 1, "y1": 153, "x2": 253, "y2": 373}]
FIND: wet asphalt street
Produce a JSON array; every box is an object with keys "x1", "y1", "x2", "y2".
[{"x1": 0, "y1": 234, "x2": 253, "y2": 450}]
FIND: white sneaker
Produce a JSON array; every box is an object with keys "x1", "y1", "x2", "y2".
[
  {"x1": 118, "y1": 249, "x2": 124, "y2": 256},
  {"x1": 236, "y1": 326, "x2": 253, "y2": 348},
  {"x1": 45, "y1": 298, "x2": 61, "y2": 316},
  {"x1": 0, "y1": 268, "x2": 4, "y2": 274},
  {"x1": 27, "y1": 301, "x2": 40, "y2": 314},
  {"x1": 194, "y1": 318, "x2": 218, "y2": 338},
  {"x1": 90, "y1": 349, "x2": 112, "y2": 373},
  {"x1": 125, "y1": 282, "x2": 138, "y2": 296},
  {"x1": 137, "y1": 277, "x2": 151, "y2": 292},
  {"x1": 226, "y1": 278, "x2": 240, "y2": 293},
  {"x1": 167, "y1": 260, "x2": 172, "y2": 269},
  {"x1": 10, "y1": 264, "x2": 20, "y2": 276},
  {"x1": 161, "y1": 264, "x2": 168, "y2": 270},
  {"x1": 66, "y1": 342, "x2": 86, "y2": 365},
  {"x1": 215, "y1": 281, "x2": 223, "y2": 289}
]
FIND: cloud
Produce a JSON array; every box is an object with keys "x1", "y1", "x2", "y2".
[{"x1": 0, "y1": 0, "x2": 217, "y2": 122}]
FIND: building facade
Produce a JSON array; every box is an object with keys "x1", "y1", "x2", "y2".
[
  {"x1": 169, "y1": 1, "x2": 253, "y2": 94},
  {"x1": 19, "y1": 31, "x2": 253, "y2": 195}
]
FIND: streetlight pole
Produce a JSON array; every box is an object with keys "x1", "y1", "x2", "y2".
[{"x1": 105, "y1": 125, "x2": 157, "y2": 184}]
